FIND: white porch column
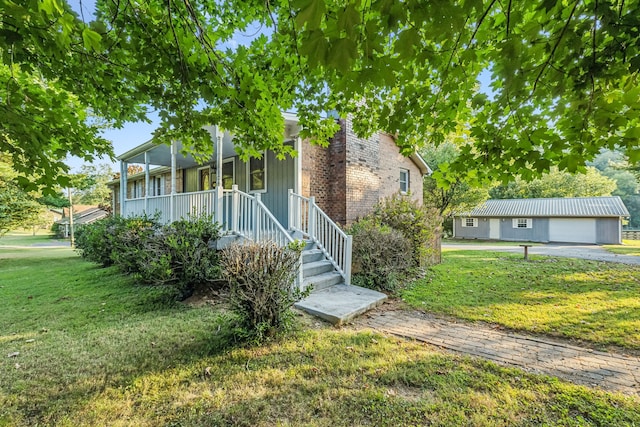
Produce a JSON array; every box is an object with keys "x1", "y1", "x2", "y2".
[
  {"x1": 170, "y1": 140, "x2": 177, "y2": 223},
  {"x1": 295, "y1": 136, "x2": 302, "y2": 195},
  {"x1": 144, "y1": 152, "x2": 150, "y2": 214},
  {"x1": 308, "y1": 196, "x2": 316, "y2": 237},
  {"x1": 119, "y1": 161, "x2": 128, "y2": 216},
  {"x1": 215, "y1": 126, "x2": 224, "y2": 225}
]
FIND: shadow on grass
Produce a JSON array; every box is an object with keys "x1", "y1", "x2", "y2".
[
  {"x1": 54, "y1": 332, "x2": 640, "y2": 426},
  {"x1": 403, "y1": 250, "x2": 640, "y2": 349}
]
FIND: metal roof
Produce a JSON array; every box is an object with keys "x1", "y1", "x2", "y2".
[
  {"x1": 56, "y1": 208, "x2": 109, "y2": 225},
  {"x1": 461, "y1": 197, "x2": 630, "y2": 218}
]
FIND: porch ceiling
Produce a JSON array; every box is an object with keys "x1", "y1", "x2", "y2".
[
  {"x1": 117, "y1": 114, "x2": 302, "y2": 168},
  {"x1": 118, "y1": 130, "x2": 237, "y2": 168}
]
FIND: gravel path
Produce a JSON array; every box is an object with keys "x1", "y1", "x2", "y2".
[{"x1": 443, "y1": 242, "x2": 640, "y2": 265}]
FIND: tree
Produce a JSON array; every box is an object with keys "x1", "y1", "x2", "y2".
[
  {"x1": 0, "y1": 157, "x2": 45, "y2": 235},
  {"x1": 72, "y1": 164, "x2": 114, "y2": 206},
  {"x1": 490, "y1": 168, "x2": 617, "y2": 199},
  {"x1": 422, "y1": 141, "x2": 489, "y2": 219},
  {"x1": 591, "y1": 150, "x2": 640, "y2": 228},
  {"x1": 2, "y1": 0, "x2": 639, "y2": 191}
]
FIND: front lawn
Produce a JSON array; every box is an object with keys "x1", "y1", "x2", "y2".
[
  {"x1": 2, "y1": 247, "x2": 639, "y2": 425},
  {"x1": 0, "y1": 231, "x2": 59, "y2": 247},
  {"x1": 403, "y1": 250, "x2": 640, "y2": 350},
  {"x1": 604, "y1": 239, "x2": 640, "y2": 257}
]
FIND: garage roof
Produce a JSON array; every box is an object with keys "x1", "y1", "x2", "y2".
[{"x1": 462, "y1": 197, "x2": 629, "y2": 218}]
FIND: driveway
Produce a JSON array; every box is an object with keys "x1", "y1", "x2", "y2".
[{"x1": 443, "y1": 242, "x2": 640, "y2": 265}]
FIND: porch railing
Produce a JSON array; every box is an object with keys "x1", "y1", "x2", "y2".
[
  {"x1": 223, "y1": 185, "x2": 294, "y2": 248},
  {"x1": 288, "y1": 190, "x2": 353, "y2": 286}
]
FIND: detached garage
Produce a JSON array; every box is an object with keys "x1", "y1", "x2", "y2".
[{"x1": 454, "y1": 197, "x2": 629, "y2": 244}]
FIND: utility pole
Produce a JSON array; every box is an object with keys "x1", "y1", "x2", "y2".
[{"x1": 67, "y1": 187, "x2": 74, "y2": 247}]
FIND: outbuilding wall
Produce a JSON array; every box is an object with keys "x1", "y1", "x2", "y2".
[
  {"x1": 454, "y1": 216, "x2": 623, "y2": 244},
  {"x1": 453, "y1": 217, "x2": 490, "y2": 239},
  {"x1": 596, "y1": 218, "x2": 622, "y2": 244},
  {"x1": 499, "y1": 218, "x2": 549, "y2": 242}
]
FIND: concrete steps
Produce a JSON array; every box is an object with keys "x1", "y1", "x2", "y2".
[
  {"x1": 295, "y1": 241, "x2": 387, "y2": 325},
  {"x1": 294, "y1": 285, "x2": 387, "y2": 325}
]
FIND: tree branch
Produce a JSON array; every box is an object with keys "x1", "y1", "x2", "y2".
[{"x1": 533, "y1": 0, "x2": 580, "y2": 92}]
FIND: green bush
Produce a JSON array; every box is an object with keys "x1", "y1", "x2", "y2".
[
  {"x1": 75, "y1": 215, "x2": 116, "y2": 266},
  {"x1": 75, "y1": 215, "x2": 159, "y2": 268},
  {"x1": 347, "y1": 218, "x2": 413, "y2": 292},
  {"x1": 375, "y1": 193, "x2": 442, "y2": 267},
  {"x1": 109, "y1": 214, "x2": 161, "y2": 274},
  {"x1": 76, "y1": 213, "x2": 221, "y2": 301},
  {"x1": 220, "y1": 241, "x2": 308, "y2": 342},
  {"x1": 138, "y1": 214, "x2": 222, "y2": 300}
]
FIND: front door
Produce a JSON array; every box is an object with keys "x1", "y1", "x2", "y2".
[{"x1": 489, "y1": 218, "x2": 500, "y2": 240}]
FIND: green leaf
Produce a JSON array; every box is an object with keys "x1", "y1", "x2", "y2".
[
  {"x1": 396, "y1": 28, "x2": 420, "y2": 58},
  {"x1": 299, "y1": 30, "x2": 329, "y2": 67},
  {"x1": 82, "y1": 28, "x2": 102, "y2": 52},
  {"x1": 337, "y1": 4, "x2": 361, "y2": 37},
  {"x1": 295, "y1": 0, "x2": 326, "y2": 29},
  {"x1": 327, "y1": 38, "x2": 357, "y2": 74}
]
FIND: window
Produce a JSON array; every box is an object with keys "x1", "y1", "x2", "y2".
[
  {"x1": 248, "y1": 153, "x2": 266, "y2": 193},
  {"x1": 399, "y1": 169, "x2": 409, "y2": 193},
  {"x1": 151, "y1": 176, "x2": 164, "y2": 196},
  {"x1": 513, "y1": 218, "x2": 533, "y2": 229},
  {"x1": 132, "y1": 180, "x2": 143, "y2": 198},
  {"x1": 198, "y1": 167, "x2": 212, "y2": 191},
  {"x1": 221, "y1": 159, "x2": 235, "y2": 189},
  {"x1": 462, "y1": 217, "x2": 478, "y2": 227}
]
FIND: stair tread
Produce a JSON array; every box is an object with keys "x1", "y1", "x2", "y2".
[
  {"x1": 303, "y1": 260, "x2": 333, "y2": 267},
  {"x1": 303, "y1": 271, "x2": 341, "y2": 283}
]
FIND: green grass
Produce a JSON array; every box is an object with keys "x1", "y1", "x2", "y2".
[
  {"x1": 403, "y1": 250, "x2": 640, "y2": 350},
  {"x1": 444, "y1": 239, "x2": 541, "y2": 246},
  {"x1": 2, "y1": 247, "x2": 639, "y2": 426},
  {"x1": 0, "y1": 231, "x2": 61, "y2": 246},
  {"x1": 603, "y1": 240, "x2": 640, "y2": 257}
]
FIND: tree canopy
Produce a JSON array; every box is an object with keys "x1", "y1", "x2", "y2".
[
  {"x1": 0, "y1": 156, "x2": 45, "y2": 235},
  {"x1": 2, "y1": 0, "x2": 639, "y2": 190},
  {"x1": 489, "y1": 167, "x2": 617, "y2": 199},
  {"x1": 421, "y1": 140, "x2": 489, "y2": 218}
]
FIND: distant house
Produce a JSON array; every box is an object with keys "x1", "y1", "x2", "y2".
[
  {"x1": 454, "y1": 197, "x2": 629, "y2": 244},
  {"x1": 55, "y1": 206, "x2": 109, "y2": 238}
]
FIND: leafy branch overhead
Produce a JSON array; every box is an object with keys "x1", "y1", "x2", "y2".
[{"x1": 1, "y1": 0, "x2": 639, "y2": 189}]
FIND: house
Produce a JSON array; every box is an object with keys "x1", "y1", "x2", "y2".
[
  {"x1": 454, "y1": 197, "x2": 630, "y2": 244},
  {"x1": 109, "y1": 114, "x2": 430, "y2": 291},
  {"x1": 55, "y1": 206, "x2": 109, "y2": 238}
]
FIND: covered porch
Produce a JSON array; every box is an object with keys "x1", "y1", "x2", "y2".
[
  {"x1": 117, "y1": 117, "x2": 302, "y2": 228},
  {"x1": 115, "y1": 119, "x2": 353, "y2": 286}
]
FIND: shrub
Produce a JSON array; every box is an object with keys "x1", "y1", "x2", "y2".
[
  {"x1": 375, "y1": 193, "x2": 442, "y2": 267},
  {"x1": 347, "y1": 218, "x2": 413, "y2": 292},
  {"x1": 138, "y1": 214, "x2": 222, "y2": 300},
  {"x1": 75, "y1": 215, "x2": 117, "y2": 266},
  {"x1": 75, "y1": 215, "x2": 159, "y2": 268},
  {"x1": 109, "y1": 214, "x2": 161, "y2": 274},
  {"x1": 220, "y1": 241, "x2": 308, "y2": 342}
]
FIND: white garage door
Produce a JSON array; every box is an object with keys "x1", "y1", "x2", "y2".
[{"x1": 548, "y1": 218, "x2": 596, "y2": 243}]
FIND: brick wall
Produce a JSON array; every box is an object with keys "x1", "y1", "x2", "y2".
[
  {"x1": 343, "y1": 119, "x2": 382, "y2": 224},
  {"x1": 300, "y1": 122, "x2": 347, "y2": 224},
  {"x1": 377, "y1": 133, "x2": 424, "y2": 204},
  {"x1": 301, "y1": 118, "x2": 425, "y2": 226}
]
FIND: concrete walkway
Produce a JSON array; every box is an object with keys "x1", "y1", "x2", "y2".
[{"x1": 358, "y1": 308, "x2": 640, "y2": 396}]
